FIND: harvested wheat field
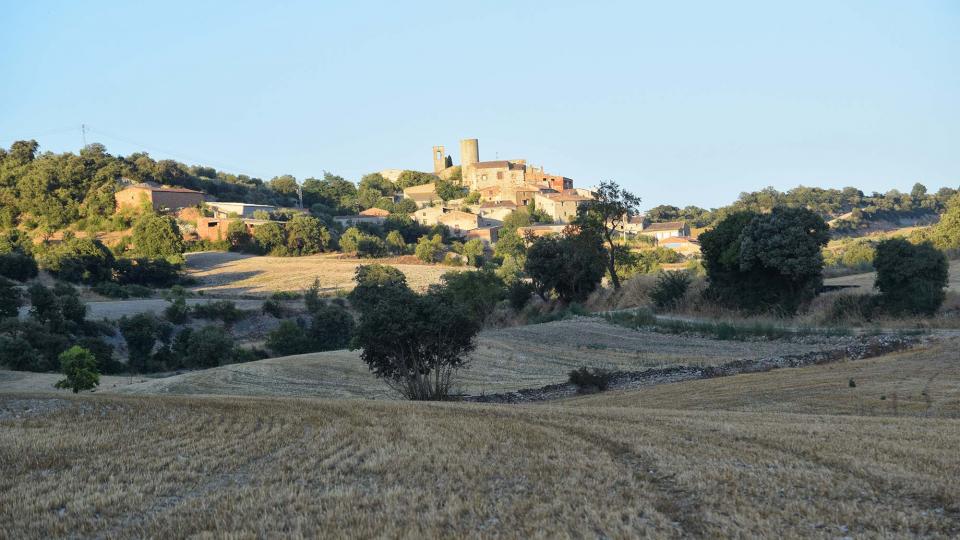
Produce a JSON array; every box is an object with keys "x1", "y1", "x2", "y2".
[
  {"x1": 2, "y1": 382, "x2": 959, "y2": 537},
  {"x1": 114, "y1": 317, "x2": 855, "y2": 399},
  {"x1": 824, "y1": 259, "x2": 960, "y2": 293},
  {"x1": 185, "y1": 251, "x2": 457, "y2": 295},
  {"x1": 570, "y1": 337, "x2": 960, "y2": 417}
]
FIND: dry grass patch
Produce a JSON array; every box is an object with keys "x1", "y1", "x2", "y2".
[
  {"x1": 572, "y1": 337, "x2": 960, "y2": 418},
  {"x1": 1, "y1": 394, "x2": 957, "y2": 537},
  {"x1": 185, "y1": 251, "x2": 456, "y2": 296}
]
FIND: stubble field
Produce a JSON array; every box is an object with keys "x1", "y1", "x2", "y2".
[
  {"x1": 2, "y1": 338, "x2": 959, "y2": 538},
  {"x1": 184, "y1": 251, "x2": 456, "y2": 295}
]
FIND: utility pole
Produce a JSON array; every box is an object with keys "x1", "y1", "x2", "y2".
[{"x1": 81, "y1": 124, "x2": 87, "y2": 147}]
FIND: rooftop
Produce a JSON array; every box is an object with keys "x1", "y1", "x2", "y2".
[
  {"x1": 127, "y1": 182, "x2": 204, "y2": 194},
  {"x1": 359, "y1": 207, "x2": 390, "y2": 217},
  {"x1": 643, "y1": 221, "x2": 687, "y2": 232}
]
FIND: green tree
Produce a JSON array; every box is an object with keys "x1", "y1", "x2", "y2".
[
  {"x1": 266, "y1": 319, "x2": 316, "y2": 356},
  {"x1": 339, "y1": 227, "x2": 364, "y2": 253},
  {"x1": 435, "y1": 177, "x2": 468, "y2": 201},
  {"x1": 307, "y1": 303, "x2": 355, "y2": 350},
  {"x1": 118, "y1": 313, "x2": 171, "y2": 372},
  {"x1": 385, "y1": 230, "x2": 407, "y2": 255},
  {"x1": 929, "y1": 193, "x2": 960, "y2": 251},
  {"x1": 253, "y1": 221, "x2": 285, "y2": 254},
  {"x1": 39, "y1": 237, "x2": 114, "y2": 283},
  {"x1": 350, "y1": 267, "x2": 480, "y2": 400},
  {"x1": 181, "y1": 325, "x2": 236, "y2": 368},
  {"x1": 524, "y1": 232, "x2": 606, "y2": 303},
  {"x1": 700, "y1": 207, "x2": 829, "y2": 314},
  {"x1": 395, "y1": 170, "x2": 436, "y2": 189},
  {"x1": 131, "y1": 213, "x2": 184, "y2": 260},
  {"x1": 415, "y1": 234, "x2": 443, "y2": 263},
  {"x1": 0, "y1": 277, "x2": 21, "y2": 318},
  {"x1": 54, "y1": 346, "x2": 100, "y2": 393},
  {"x1": 574, "y1": 181, "x2": 641, "y2": 289},
  {"x1": 269, "y1": 175, "x2": 299, "y2": 196},
  {"x1": 225, "y1": 220, "x2": 252, "y2": 250},
  {"x1": 285, "y1": 214, "x2": 331, "y2": 255},
  {"x1": 461, "y1": 238, "x2": 485, "y2": 267},
  {"x1": 873, "y1": 238, "x2": 948, "y2": 315},
  {"x1": 348, "y1": 264, "x2": 408, "y2": 312},
  {"x1": 434, "y1": 270, "x2": 506, "y2": 324},
  {"x1": 356, "y1": 236, "x2": 387, "y2": 258}
]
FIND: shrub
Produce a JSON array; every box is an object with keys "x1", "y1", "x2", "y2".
[
  {"x1": 649, "y1": 271, "x2": 691, "y2": 309},
  {"x1": 113, "y1": 257, "x2": 181, "y2": 287},
  {"x1": 308, "y1": 304, "x2": 354, "y2": 350},
  {"x1": 266, "y1": 319, "x2": 316, "y2": 356},
  {"x1": 0, "y1": 277, "x2": 21, "y2": 318},
  {"x1": 339, "y1": 227, "x2": 364, "y2": 254},
  {"x1": 190, "y1": 300, "x2": 247, "y2": 325},
  {"x1": 508, "y1": 281, "x2": 534, "y2": 312},
  {"x1": 180, "y1": 325, "x2": 236, "y2": 368},
  {"x1": 568, "y1": 367, "x2": 613, "y2": 393},
  {"x1": 164, "y1": 297, "x2": 190, "y2": 324},
  {"x1": 385, "y1": 230, "x2": 407, "y2": 255},
  {"x1": 0, "y1": 334, "x2": 43, "y2": 371},
  {"x1": 54, "y1": 346, "x2": 100, "y2": 393},
  {"x1": 873, "y1": 238, "x2": 948, "y2": 315},
  {"x1": 119, "y1": 313, "x2": 172, "y2": 372},
  {"x1": 261, "y1": 298, "x2": 286, "y2": 318},
  {"x1": 285, "y1": 215, "x2": 332, "y2": 255},
  {"x1": 226, "y1": 220, "x2": 253, "y2": 251},
  {"x1": 356, "y1": 236, "x2": 387, "y2": 258},
  {"x1": 415, "y1": 234, "x2": 444, "y2": 263},
  {"x1": 0, "y1": 251, "x2": 38, "y2": 281},
  {"x1": 92, "y1": 281, "x2": 129, "y2": 299},
  {"x1": 826, "y1": 293, "x2": 878, "y2": 323},
  {"x1": 253, "y1": 221, "x2": 285, "y2": 254},
  {"x1": 40, "y1": 237, "x2": 115, "y2": 284}
]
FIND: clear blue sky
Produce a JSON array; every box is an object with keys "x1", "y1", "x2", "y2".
[{"x1": 2, "y1": 0, "x2": 958, "y2": 209}]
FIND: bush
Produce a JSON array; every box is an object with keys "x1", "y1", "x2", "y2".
[
  {"x1": 0, "y1": 251, "x2": 38, "y2": 281},
  {"x1": 434, "y1": 270, "x2": 506, "y2": 324},
  {"x1": 385, "y1": 230, "x2": 407, "y2": 255},
  {"x1": 568, "y1": 367, "x2": 613, "y2": 394},
  {"x1": 261, "y1": 298, "x2": 286, "y2": 318},
  {"x1": 113, "y1": 257, "x2": 181, "y2": 287},
  {"x1": 54, "y1": 346, "x2": 100, "y2": 393},
  {"x1": 873, "y1": 238, "x2": 948, "y2": 315},
  {"x1": 825, "y1": 293, "x2": 878, "y2": 323},
  {"x1": 179, "y1": 325, "x2": 237, "y2": 368},
  {"x1": 308, "y1": 304, "x2": 354, "y2": 350},
  {"x1": 285, "y1": 215, "x2": 332, "y2": 255},
  {"x1": 253, "y1": 221, "x2": 285, "y2": 254},
  {"x1": 356, "y1": 236, "x2": 387, "y2": 258},
  {"x1": 119, "y1": 313, "x2": 172, "y2": 372},
  {"x1": 508, "y1": 281, "x2": 534, "y2": 312},
  {"x1": 190, "y1": 300, "x2": 248, "y2": 325},
  {"x1": 0, "y1": 277, "x2": 21, "y2": 318},
  {"x1": 164, "y1": 297, "x2": 190, "y2": 324},
  {"x1": 525, "y1": 233, "x2": 606, "y2": 303},
  {"x1": 266, "y1": 319, "x2": 316, "y2": 356},
  {"x1": 415, "y1": 234, "x2": 443, "y2": 263},
  {"x1": 39, "y1": 237, "x2": 115, "y2": 284},
  {"x1": 649, "y1": 271, "x2": 691, "y2": 309},
  {"x1": 92, "y1": 281, "x2": 129, "y2": 298}
]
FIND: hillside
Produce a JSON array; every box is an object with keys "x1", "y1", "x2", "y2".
[
  {"x1": 111, "y1": 317, "x2": 857, "y2": 398},
  {"x1": 2, "y1": 340, "x2": 958, "y2": 537},
  {"x1": 824, "y1": 259, "x2": 960, "y2": 293}
]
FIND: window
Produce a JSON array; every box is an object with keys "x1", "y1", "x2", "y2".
[{"x1": 497, "y1": 172, "x2": 503, "y2": 180}]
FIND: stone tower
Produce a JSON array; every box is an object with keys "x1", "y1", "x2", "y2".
[
  {"x1": 459, "y1": 138, "x2": 479, "y2": 169},
  {"x1": 432, "y1": 145, "x2": 447, "y2": 174}
]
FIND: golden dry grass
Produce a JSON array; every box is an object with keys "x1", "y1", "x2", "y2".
[
  {"x1": 185, "y1": 251, "x2": 457, "y2": 295},
  {"x1": 823, "y1": 259, "x2": 960, "y2": 294},
  {"x1": 570, "y1": 337, "x2": 960, "y2": 418},
  {"x1": 109, "y1": 318, "x2": 853, "y2": 399},
  {"x1": 1, "y1": 389, "x2": 958, "y2": 538}
]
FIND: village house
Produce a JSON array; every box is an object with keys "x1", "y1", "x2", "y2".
[
  {"x1": 403, "y1": 183, "x2": 440, "y2": 208},
  {"x1": 333, "y1": 207, "x2": 390, "y2": 228},
  {"x1": 409, "y1": 206, "x2": 447, "y2": 226},
  {"x1": 534, "y1": 190, "x2": 592, "y2": 224},
  {"x1": 641, "y1": 221, "x2": 690, "y2": 241},
  {"x1": 205, "y1": 202, "x2": 276, "y2": 219},
  {"x1": 515, "y1": 224, "x2": 569, "y2": 238},
  {"x1": 194, "y1": 217, "x2": 278, "y2": 242},
  {"x1": 615, "y1": 215, "x2": 648, "y2": 236},
  {"x1": 477, "y1": 201, "x2": 517, "y2": 225},
  {"x1": 464, "y1": 226, "x2": 500, "y2": 246},
  {"x1": 437, "y1": 210, "x2": 482, "y2": 237},
  {"x1": 115, "y1": 181, "x2": 205, "y2": 212}
]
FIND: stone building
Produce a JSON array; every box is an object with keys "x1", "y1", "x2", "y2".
[
  {"x1": 115, "y1": 182, "x2": 205, "y2": 212},
  {"x1": 534, "y1": 190, "x2": 592, "y2": 223},
  {"x1": 195, "y1": 217, "x2": 277, "y2": 242},
  {"x1": 640, "y1": 221, "x2": 690, "y2": 241},
  {"x1": 205, "y1": 202, "x2": 276, "y2": 219},
  {"x1": 431, "y1": 138, "x2": 574, "y2": 194}
]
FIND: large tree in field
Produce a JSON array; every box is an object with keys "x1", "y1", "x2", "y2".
[
  {"x1": 349, "y1": 264, "x2": 480, "y2": 400},
  {"x1": 574, "y1": 181, "x2": 641, "y2": 289}
]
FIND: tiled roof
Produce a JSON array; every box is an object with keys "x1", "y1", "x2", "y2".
[
  {"x1": 128, "y1": 182, "x2": 203, "y2": 194},
  {"x1": 359, "y1": 207, "x2": 390, "y2": 217}
]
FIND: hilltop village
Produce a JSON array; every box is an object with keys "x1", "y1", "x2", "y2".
[{"x1": 113, "y1": 138, "x2": 696, "y2": 260}]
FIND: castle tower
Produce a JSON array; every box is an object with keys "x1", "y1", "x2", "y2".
[
  {"x1": 432, "y1": 145, "x2": 447, "y2": 174},
  {"x1": 459, "y1": 138, "x2": 479, "y2": 169}
]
